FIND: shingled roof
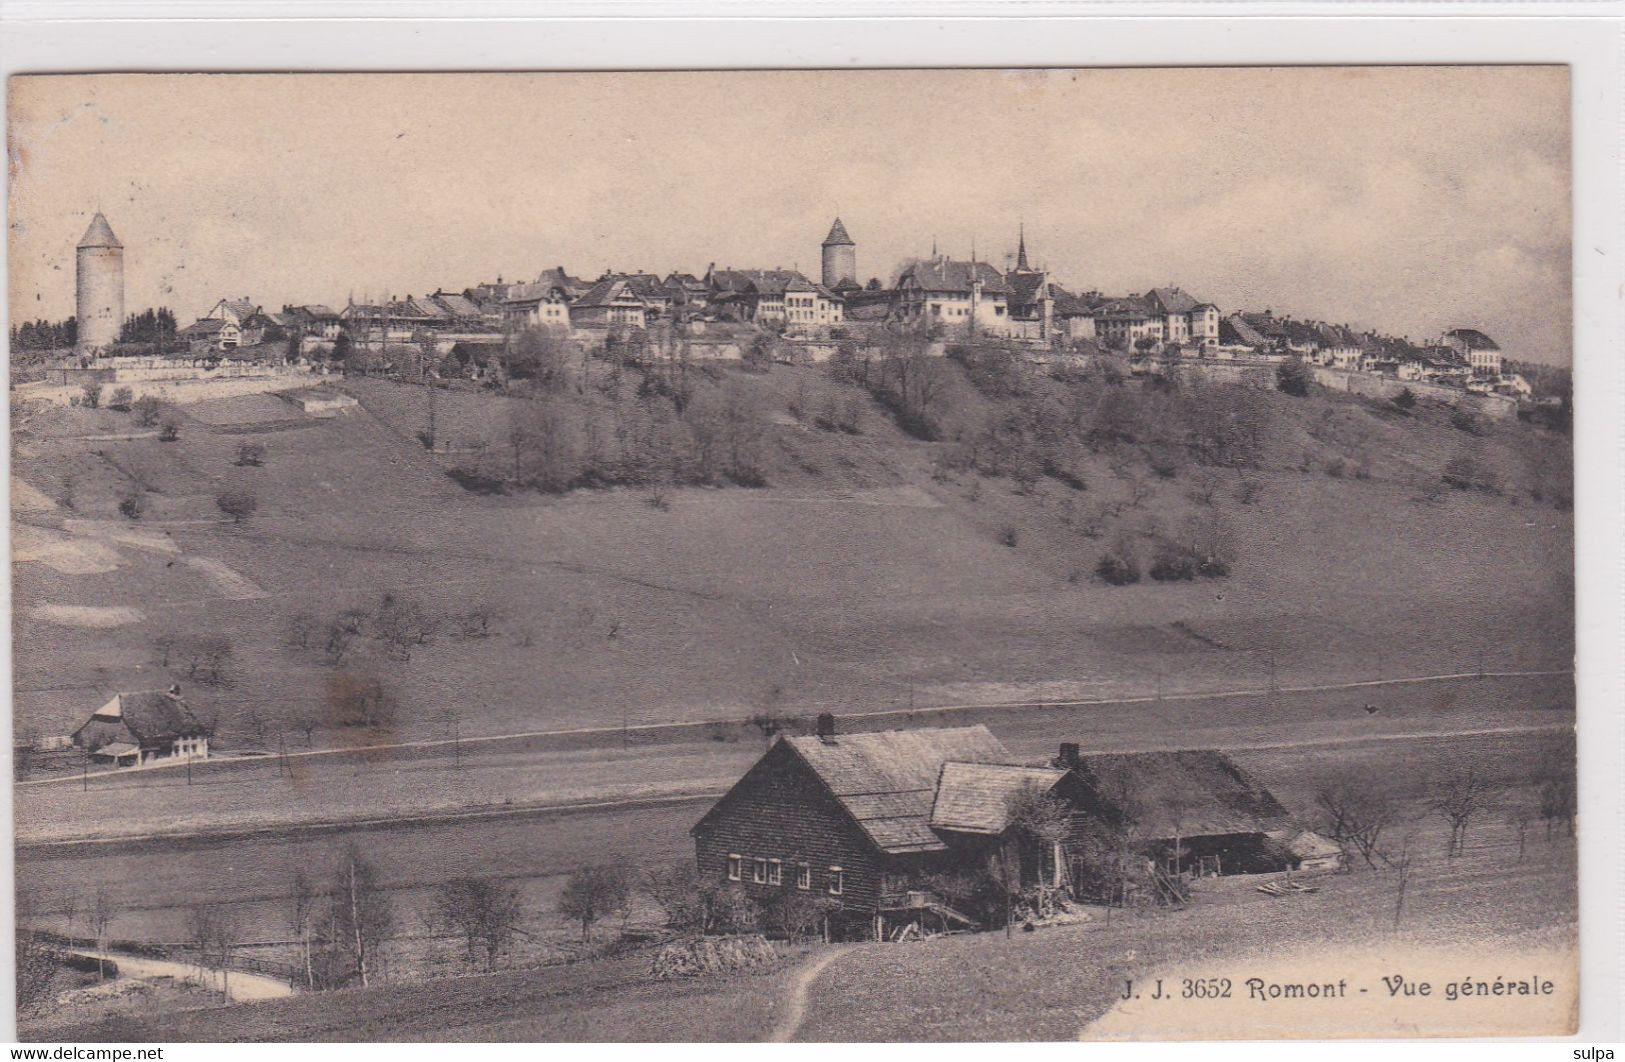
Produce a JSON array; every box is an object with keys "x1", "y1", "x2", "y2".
[
  {"x1": 783, "y1": 725, "x2": 1012, "y2": 853},
  {"x1": 1069, "y1": 750, "x2": 1292, "y2": 839},
  {"x1": 78, "y1": 212, "x2": 122, "y2": 250},
  {"x1": 822, "y1": 218, "x2": 855, "y2": 247},
  {"x1": 930, "y1": 762, "x2": 1067, "y2": 835},
  {"x1": 72, "y1": 687, "x2": 207, "y2": 755}
]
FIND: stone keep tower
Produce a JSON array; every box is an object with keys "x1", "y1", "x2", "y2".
[
  {"x1": 821, "y1": 217, "x2": 856, "y2": 289},
  {"x1": 76, "y1": 212, "x2": 124, "y2": 353}
]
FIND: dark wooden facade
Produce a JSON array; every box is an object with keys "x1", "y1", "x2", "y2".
[{"x1": 693, "y1": 740, "x2": 892, "y2": 914}]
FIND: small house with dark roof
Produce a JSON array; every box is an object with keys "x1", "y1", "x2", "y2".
[{"x1": 71, "y1": 686, "x2": 210, "y2": 768}]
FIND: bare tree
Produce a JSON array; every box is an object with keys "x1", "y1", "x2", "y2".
[
  {"x1": 186, "y1": 904, "x2": 238, "y2": 997},
  {"x1": 330, "y1": 845, "x2": 393, "y2": 989},
  {"x1": 1385, "y1": 830, "x2": 1417, "y2": 930},
  {"x1": 1315, "y1": 774, "x2": 1399, "y2": 870},
  {"x1": 641, "y1": 861, "x2": 705, "y2": 930},
  {"x1": 432, "y1": 877, "x2": 524, "y2": 973},
  {"x1": 1430, "y1": 768, "x2": 1498, "y2": 858},
  {"x1": 291, "y1": 868, "x2": 318, "y2": 990},
  {"x1": 1506, "y1": 801, "x2": 1535, "y2": 864},
  {"x1": 89, "y1": 885, "x2": 116, "y2": 982},
  {"x1": 558, "y1": 864, "x2": 630, "y2": 942}
]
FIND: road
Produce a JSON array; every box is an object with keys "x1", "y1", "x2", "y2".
[{"x1": 67, "y1": 950, "x2": 293, "y2": 1002}]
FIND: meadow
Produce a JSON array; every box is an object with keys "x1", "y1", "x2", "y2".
[{"x1": 11, "y1": 359, "x2": 1573, "y2": 756}]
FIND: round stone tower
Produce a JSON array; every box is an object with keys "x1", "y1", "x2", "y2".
[
  {"x1": 820, "y1": 217, "x2": 856, "y2": 289},
  {"x1": 76, "y1": 212, "x2": 124, "y2": 354}
]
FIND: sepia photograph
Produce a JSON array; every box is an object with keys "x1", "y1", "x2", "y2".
[{"x1": 7, "y1": 66, "x2": 1579, "y2": 1042}]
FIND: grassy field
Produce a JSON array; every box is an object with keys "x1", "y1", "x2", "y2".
[
  {"x1": 791, "y1": 816, "x2": 1576, "y2": 1041},
  {"x1": 12, "y1": 362, "x2": 1573, "y2": 755},
  {"x1": 20, "y1": 809, "x2": 1576, "y2": 1042},
  {"x1": 20, "y1": 943, "x2": 815, "y2": 1043},
  {"x1": 16, "y1": 723, "x2": 1573, "y2": 960}
]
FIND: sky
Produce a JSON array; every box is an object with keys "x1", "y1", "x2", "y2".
[{"x1": 8, "y1": 68, "x2": 1571, "y2": 363}]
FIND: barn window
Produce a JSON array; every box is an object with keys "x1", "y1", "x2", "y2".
[
  {"x1": 753, "y1": 858, "x2": 768, "y2": 884},
  {"x1": 828, "y1": 866, "x2": 844, "y2": 896},
  {"x1": 768, "y1": 859, "x2": 782, "y2": 886},
  {"x1": 727, "y1": 854, "x2": 741, "y2": 881},
  {"x1": 796, "y1": 863, "x2": 811, "y2": 890}
]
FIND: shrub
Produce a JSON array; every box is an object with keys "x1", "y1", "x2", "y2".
[
  {"x1": 216, "y1": 490, "x2": 258, "y2": 523},
  {"x1": 234, "y1": 442, "x2": 265, "y2": 467},
  {"x1": 118, "y1": 489, "x2": 146, "y2": 520},
  {"x1": 132, "y1": 395, "x2": 163, "y2": 426},
  {"x1": 1443, "y1": 453, "x2": 1500, "y2": 494},
  {"x1": 108, "y1": 386, "x2": 134, "y2": 411},
  {"x1": 1392, "y1": 388, "x2": 1417, "y2": 411},
  {"x1": 80, "y1": 381, "x2": 103, "y2": 409},
  {"x1": 997, "y1": 525, "x2": 1019, "y2": 548},
  {"x1": 1197, "y1": 555, "x2": 1231, "y2": 578},
  {"x1": 1324, "y1": 458, "x2": 1346, "y2": 479},
  {"x1": 1275, "y1": 357, "x2": 1311, "y2": 397},
  {"x1": 1096, "y1": 550, "x2": 1141, "y2": 586},
  {"x1": 1450, "y1": 409, "x2": 1484, "y2": 436},
  {"x1": 1149, "y1": 551, "x2": 1197, "y2": 582},
  {"x1": 158, "y1": 419, "x2": 180, "y2": 442}
]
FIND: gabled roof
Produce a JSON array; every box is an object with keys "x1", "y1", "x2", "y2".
[
  {"x1": 1444, "y1": 328, "x2": 1499, "y2": 351},
  {"x1": 299, "y1": 304, "x2": 341, "y2": 321},
  {"x1": 1219, "y1": 315, "x2": 1265, "y2": 347},
  {"x1": 431, "y1": 293, "x2": 483, "y2": 318},
  {"x1": 179, "y1": 318, "x2": 229, "y2": 336},
  {"x1": 212, "y1": 298, "x2": 260, "y2": 323},
  {"x1": 1070, "y1": 750, "x2": 1292, "y2": 839},
  {"x1": 783, "y1": 725, "x2": 1012, "y2": 853},
  {"x1": 572, "y1": 278, "x2": 646, "y2": 309},
  {"x1": 74, "y1": 688, "x2": 206, "y2": 752},
  {"x1": 896, "y1": 258, "x2": 1008, "y2": 295},
  {"x1": 1147, "y1": 287, "x2": 1200, "y2": 315},
  {"x1": 930, "y1": 762, "x2": 1067, "y2": 835},
  {"x1": 535, "y1": 267, "x2": 588, "y2": 298},
  {"x1": 708, "y1": 268, "x2": 815, "y2": 296},
  {"x1": 822, "y1": 217, "x2": 855, "y2": 247},
  {"x1": 78, "y1": 212, "x2": 122, "y2": 250}
]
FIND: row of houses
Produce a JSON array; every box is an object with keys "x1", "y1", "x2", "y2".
[
  {"x1": 162, "y1": 218, "x2": 1527, "y2": 398},
  {"x1": 693, "y1": 716, "x2": 1341, "y2": 940}
]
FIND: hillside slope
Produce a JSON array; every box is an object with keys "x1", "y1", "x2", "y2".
[{"x1": 11, "y1": 359, "x2": 1573, "y2": 747}]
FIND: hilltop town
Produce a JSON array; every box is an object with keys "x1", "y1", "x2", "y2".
[{"x1": 11, "y1": 214, "x2": 1554, "y2": 414}]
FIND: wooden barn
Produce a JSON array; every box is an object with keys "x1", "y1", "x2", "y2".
[
  {"x1": 70, "y1": 685, "x2": 210, "y2": 767},
  {"x1": 1052, "y1": 744, "x2": 1300, "y2": 885}
]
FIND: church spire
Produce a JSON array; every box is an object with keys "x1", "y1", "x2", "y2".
[{"x1": 1016, "y1": 222, "x2": 1030, "y2": 272}]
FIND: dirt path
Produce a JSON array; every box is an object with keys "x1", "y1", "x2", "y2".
[
  {"x1": 68, "y1": 950, "x2": 294, "y2": 1002},
  {"x1": 768, "y1": 945, "x2": 853, "y2": 1042}
]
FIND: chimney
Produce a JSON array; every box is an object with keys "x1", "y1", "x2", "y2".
[
  {"x1": 1057, "y1": 742, "x2": 1081, "y2": 768},
  {"x1": 816, "y1": 713, "x2": 837, "y2": 743}
]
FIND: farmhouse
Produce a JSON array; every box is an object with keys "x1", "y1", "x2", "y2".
[
  {"x1": 71, "y1": 685, "x2": 209, "y2": 767},
  {"x1": 695, "y1": 720, "x2": 1325, "y2": 939},
  {"x1": 692, "y1": 719, "x2": 1018, "y2": 939}
]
